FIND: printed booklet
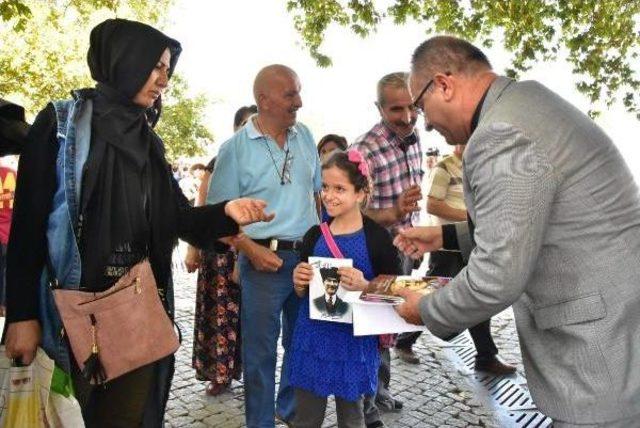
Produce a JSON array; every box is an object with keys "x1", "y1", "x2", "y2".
[{"x1": 359, "y1": 275, "x2": 451, "y2": 304}]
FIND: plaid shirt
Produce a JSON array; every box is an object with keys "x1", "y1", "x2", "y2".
[{"x1": 351, "y1": 121, "x2": 424, "y2": 233}]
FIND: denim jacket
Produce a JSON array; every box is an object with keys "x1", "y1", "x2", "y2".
[{"x1": 37, "y1": 90, "x2": 93, "y2": 371}]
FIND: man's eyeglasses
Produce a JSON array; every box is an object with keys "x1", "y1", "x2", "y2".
[
  {"x1": 281, "y1": 150, "x2": 294, "y2": 185},
  {"x1": 411, "y1": 72, "x2": 451, "y2": 115},
  {"x1": 411, "y1": 78, "x2": 434, "y2": 115}
]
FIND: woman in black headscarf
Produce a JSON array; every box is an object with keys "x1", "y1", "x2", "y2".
[{"x1": 4, "y1": 19, "x2": 271, "y2": 427}]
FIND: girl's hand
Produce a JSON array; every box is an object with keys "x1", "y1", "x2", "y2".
[
  {"x1": 338, "y1": 267, "x2": 368, "y2": 291},
  {"x1": 293, "y1": 262, "x2": 314, "y2": 291}
]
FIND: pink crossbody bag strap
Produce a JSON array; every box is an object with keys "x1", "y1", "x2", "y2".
[{"x1": 320, "y1": 222, "x2": 344, "y2": 258}]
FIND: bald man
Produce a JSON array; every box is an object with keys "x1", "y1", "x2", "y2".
[{"x1": 208, "y1": 65, "x2": 322, "y2": 427}]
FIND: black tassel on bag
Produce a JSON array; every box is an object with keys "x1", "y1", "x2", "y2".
[{"x1": 82, "y1": 314, "x2": 107, "y2": 385}]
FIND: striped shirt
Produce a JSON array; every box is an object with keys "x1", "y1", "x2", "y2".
[{"x1": 352, "y1": 121, "x2": 423, "y2": 233}]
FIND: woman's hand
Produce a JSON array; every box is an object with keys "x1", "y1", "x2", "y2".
[
  {"x1": 293, "y1": 262, "x2": 314, "y2": 291},
  {"x1": 5, "y1": 320, "x2": 42, "y2": 366},
  {"x1": 338, "y1": 267, "x2": 368, "y2": 291},
  {"x1": 184, "y1": 245, "x2": 201, "y2": 273},
  {"x1": 225, "y1": 198, "x2": 275, "y2": 226}
]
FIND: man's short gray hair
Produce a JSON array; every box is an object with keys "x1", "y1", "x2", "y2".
[
  {"x1": 377, "y1": 72, "x2": 409, "y2": 106},
  {"x1": 411, "y1": 36, "x2": 492, "y2": 78}
]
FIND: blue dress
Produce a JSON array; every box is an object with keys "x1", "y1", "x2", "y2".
[{"x1": 289, "y1": 229, "x2": 380, "y2": 401}]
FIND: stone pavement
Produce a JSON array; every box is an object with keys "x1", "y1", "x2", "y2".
[{"x1": 166, "y1": 251, "x2": 528, "y2": 428}]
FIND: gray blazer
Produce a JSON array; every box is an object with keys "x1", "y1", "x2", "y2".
[{"x1": 419, "y1": 77, "x2": 640, "y2": 423}]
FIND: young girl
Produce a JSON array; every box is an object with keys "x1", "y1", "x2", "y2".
[{"x1": 289, "y1": 149, "x2": 401, "y2": 428}]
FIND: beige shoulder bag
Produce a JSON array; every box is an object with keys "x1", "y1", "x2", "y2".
[{"x1": 51, "y1": 260, "x2": 180, "y2": 384}]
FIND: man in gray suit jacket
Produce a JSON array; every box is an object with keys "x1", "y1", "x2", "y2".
[{"x1": 394, "y1": 36, "x2": 640, "y2": 427}]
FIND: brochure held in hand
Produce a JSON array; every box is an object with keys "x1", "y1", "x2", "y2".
[{"x1": 359, "y1": 275, "x2": 451, "y2": 304}]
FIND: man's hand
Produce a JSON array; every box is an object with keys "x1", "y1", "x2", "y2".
[
  {"x1": 225, "y1": 198, "x2": 275, "y2": 226},
  {"x1": 394, "y1": 289, "x2": 425, "y2": 326},
  {"x1": 396, "y1": 185, "x2": 422, "y2": 218},
  {"x1": 393, "y1": 226, "x2": 444, "y2": 259},
  {"x1": 293, "y1": 262, "x2": 314, "y2": 289},
  {"x1": 245, "y1": 242, "x2": 283, "y2": 272},
  {"x1": 337, "y1": 267, "x2": 368, "y2": 291},
  {"x1": 5, "y1": 320, "x2": 42, "y2": 366},
  {"x1": 184, "y1": 245, "x2": 201, "y2": 273}
]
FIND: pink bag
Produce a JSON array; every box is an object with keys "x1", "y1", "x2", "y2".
[{"x1": 52, "y1": 260, "x2": 179, "y2": 384}]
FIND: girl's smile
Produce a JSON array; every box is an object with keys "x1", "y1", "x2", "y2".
[{"x1": 321, "y1": 166, "x2": 365, "y2": 218}]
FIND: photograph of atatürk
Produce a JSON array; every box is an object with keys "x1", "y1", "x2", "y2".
[
  {"x1": 308, "y1": 257, "x2": 354, "y2": 324},
  {"x1": 313, "y1": 267, "x2": 349, "y2": 317}
]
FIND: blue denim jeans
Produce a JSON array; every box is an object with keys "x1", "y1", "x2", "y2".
[{"x1": 239, "y1": 250, "x2": 301, "y2": 428}]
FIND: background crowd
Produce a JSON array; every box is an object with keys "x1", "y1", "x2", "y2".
[{"x1": 0, "y1": 16, "x2": 638, "y2": 428}]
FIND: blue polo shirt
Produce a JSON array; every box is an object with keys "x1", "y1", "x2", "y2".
[{"x1": 207, "y1": 117, "x2": 321, "y2": 240}]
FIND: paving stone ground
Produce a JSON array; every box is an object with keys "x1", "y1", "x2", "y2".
[{"x1": 166, "y1": 249, "x2": 526, "y2": 428}]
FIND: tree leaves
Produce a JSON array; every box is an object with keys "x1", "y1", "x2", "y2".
[
  {"x1": 154, "y1": 75, "x2": 213, "y2": 162},
  {"x1": 1, "y1": 0, "x2": 213, "y2": 158},
  {"x1": 286, "y1": 0, "x2": 640, "y2": 118},
  {"x1": 0, "y1": 0, "x2": 31, "y2": 31}
]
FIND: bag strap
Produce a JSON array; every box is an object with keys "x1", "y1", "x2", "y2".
[
  {"x1": 319, "y1": 222, "x2": 344, "y2": 258},
  {"x1": 174, "y1": 321, "x2": 183, "y2": 344}
]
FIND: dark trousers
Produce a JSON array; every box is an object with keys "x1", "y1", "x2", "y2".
[
  {"x1": 71, "y1": 359, "x2": 155, "y2": 428},
  {"x1": 292, "y1": 388, "x2": 364, "y2": 428},
  {"x1": 395, "y1": 251, "x2": 498, "y2": 360}
]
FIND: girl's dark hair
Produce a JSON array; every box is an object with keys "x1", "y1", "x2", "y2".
[
  {"x1": 233, "y1": 105, "x2": 258, "y2": 129},
  {"x1": 322, "y1": 150, "x2": 371, "y2": 194},
  {"x1": 317, "y1": 134, "x2": 348, "y2": 154}
]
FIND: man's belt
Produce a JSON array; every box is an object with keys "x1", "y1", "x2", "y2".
[{"x1": 253, "y1": 238, "x2": 302, "y2": 252}]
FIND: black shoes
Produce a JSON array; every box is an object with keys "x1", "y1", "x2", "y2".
[
  {"x1": 395, "y1": 347, "x2": 420, "y2": 364},
  {"x1": 376, "y1": 398, "x2": 403, "y2": 412}
]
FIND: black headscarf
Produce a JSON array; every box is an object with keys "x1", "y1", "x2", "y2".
[{"x1": 80, "y1": 18, "x2": 182, "y2": 289}]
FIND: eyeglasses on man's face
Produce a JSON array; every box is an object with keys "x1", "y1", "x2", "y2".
[
  {"x1": 411, "y1": 78, "x2": 434, "y2": 116},
  {"x1": 411, "y1": 72, "x2": 451, "y2": 115}
]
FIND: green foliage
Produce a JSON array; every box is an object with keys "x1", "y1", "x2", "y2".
[
  {"x1": 0, "y1": 0, "x2": 176, "y2": 114},
  {"x1": 0, "y1": 0, "x2": 168, "y2": 26},
  {"x1": 155, "y1": 75, "x2": 213, "y2": 163},
  {"x1": 0, "y1": 0, "x2": 31, "y2": 30},
  {"x1": 1, "y1": 0, "x2": 213, "y2": 159},
  {"x1": 0, "y1": 4, "x2": 92, "y2": 114},
  {"x1": 286, "y1": 0, "x2": 640, "y2": 119}
]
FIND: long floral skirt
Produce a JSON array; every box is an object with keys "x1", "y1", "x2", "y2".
[{"x1": 192, "y1": 249, "x2": 241, "y2": 385}]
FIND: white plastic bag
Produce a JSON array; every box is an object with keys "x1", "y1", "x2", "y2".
[
  {"x1": 45, "y1": 359, "x2": 84, "y2": 428},
  {"x1": 0, "y1": 346, "x2": 84, "y2": 427}
]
